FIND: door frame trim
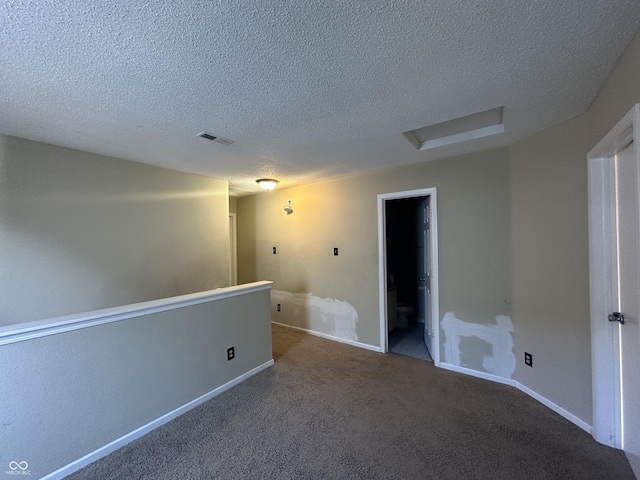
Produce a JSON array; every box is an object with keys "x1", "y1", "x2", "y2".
[
  {"x1": 229, "y1": 213, "x2": 238, "y2": 286},
  {"x1": 588, "y1": 103, "x2": 640, "y2": 448},
  {"x1": 377, "y1": 187, "x2": 440, "y2": 365}
]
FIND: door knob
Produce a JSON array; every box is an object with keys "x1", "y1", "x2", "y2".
[{"x1": 608, "y1": 312, "x2": 625, "y2": 325}]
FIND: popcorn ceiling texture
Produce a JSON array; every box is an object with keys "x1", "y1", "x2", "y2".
[{"x1": 1, "y1": 0, "x2": 639, "y2": 193}]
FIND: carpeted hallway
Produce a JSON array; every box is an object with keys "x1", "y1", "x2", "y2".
[{"x1": 68, "y1": 324, "x2": 634, "y2": 479}]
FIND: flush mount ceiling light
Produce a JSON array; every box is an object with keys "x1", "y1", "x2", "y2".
[
  {"x1": 404, "y1": 106, "x2": 504, "y2": 151},
  {"x1": 256, "y1": 178, "x2": 279, "y2": 190}
]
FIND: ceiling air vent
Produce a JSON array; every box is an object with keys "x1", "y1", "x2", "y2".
[
  {"x1": 403, "y1": 106, "x2": 504, "y2": 151},
  {"x1": 197, "y1": 132, "x2": 234, "y2": 146}
]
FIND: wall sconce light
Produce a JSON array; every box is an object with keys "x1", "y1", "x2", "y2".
[
  {"x1": 256, "y1": 178, "x2": 279, "y2": 191},
  {"x1": 284, "y1": 198, "x2": 293, "y2": 214}
]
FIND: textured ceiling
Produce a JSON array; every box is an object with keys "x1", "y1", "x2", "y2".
[{"x1": 2, "y1": 1, "x2": 640, "y2": 194}]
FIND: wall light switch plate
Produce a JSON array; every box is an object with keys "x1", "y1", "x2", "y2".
[{"x1": 334, "y1": 247, "x2": 338, "y2": 256}]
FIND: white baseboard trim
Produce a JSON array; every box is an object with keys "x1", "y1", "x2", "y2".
[
  {"x1": 437, "y1": 362, "x2": 592, "y2": 434},
  {"x1": 272, "y1": 321, "x2": 381, "y2": 353},
  {"x1": 42, "y1": 359, "x2": 275, "y2": 480},
  {"x1": 515, "y1": 381, "x2": 592, "y2": 434},
  {"x1": 439, "y1": 362, "x2": 517, "y2": 386}
]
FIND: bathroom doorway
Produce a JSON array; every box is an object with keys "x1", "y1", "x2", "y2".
[{"x1": 377, "y1": 188, "x2": 439, "y2": 364}]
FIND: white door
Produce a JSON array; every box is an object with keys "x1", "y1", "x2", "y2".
[
  {"x1": 615, "y1": 142, "x2": 640, "y2": 474},
  {"x1": 424, "y1": 197, "x2": 432, "y2": 354},
  {"x1": 416, "y1": 197, "x2": 432, "y2": 354}
]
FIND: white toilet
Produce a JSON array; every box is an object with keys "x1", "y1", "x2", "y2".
[{"x1": 396, "y1": 303, "x2": 413, "y2": 329}]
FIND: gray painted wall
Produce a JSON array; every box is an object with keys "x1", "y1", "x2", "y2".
[
  {"x1": 509, "y1": 114, "x2": 591, "y2": 422},
  {"x1": 0, "y1": 286, "x2": 273, "y2": 479},
  {"x1": 0, "y1": 135, "x2": 230, "y2": 325},
  {"x1": 238, "y1": 148, "x2": 513, "y2": 356},
  {"x1": 509, "y1": 28, "x2": 640, "y2": 424},
  {"x1": 587, "y1": 30, "x2": 640, "y2": 145}
]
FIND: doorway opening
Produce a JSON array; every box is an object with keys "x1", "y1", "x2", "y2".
[
  {"x1": 588, "y1": 103, "x2": 640, "y2": 475},
  {"x1": 378, "y1": 188, "x2": 439, "y2": 365}
]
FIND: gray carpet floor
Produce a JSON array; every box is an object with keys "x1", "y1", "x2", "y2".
[
  {"x1": 67, "y1": 324, "x2": 634, "y2": 479},
  {"x1": 388, "y1": 322, "x2": 432, "y2": 361}
]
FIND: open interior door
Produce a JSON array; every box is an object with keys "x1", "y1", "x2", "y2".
[
  {"x1": 417, "y1": 197, "x2": 432, "y2": 356},
  {"x1": 614, "y1": 142, "x2": 640, "y2": 475}
]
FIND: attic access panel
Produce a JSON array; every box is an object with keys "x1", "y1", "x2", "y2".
[{"x1": 404, "y1": 107, "x2": 504, "y2": 151}]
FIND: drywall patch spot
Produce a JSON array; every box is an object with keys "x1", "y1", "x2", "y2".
[
  {"x1": 441, "y1": 312, "x2": 515, "y2": 378},
  {"x1": 271, "y1": 290, "x2": 358, "y2": 341}
]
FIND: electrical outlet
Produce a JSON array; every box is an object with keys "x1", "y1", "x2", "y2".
[
  {"x1": 277, "y1": 304, "x2": 281, "y2": 312},
  {"x1": 273, "y1": 246, "x2": 277, "y2": 254},
  {"x1": 524, "y1": 352, "x2": 532, "y2": 367},
  {"x1": 334, "y1": 247, "x2": 339, "y2": 256},
  {"x1": 227, "y1": 347, "x2": 235, "y2": 361}
]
